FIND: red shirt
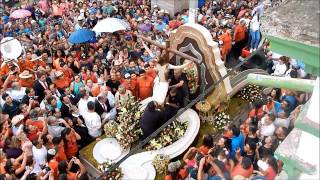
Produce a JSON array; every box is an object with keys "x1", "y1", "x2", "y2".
[
  {"x1": 219, "y1": 32, "x2": 232, "y2": 54},
  {"x1": 65, "y1": 131, "x2": 78, "y2": 159},
  {"x1": 234, "y1": 25, "x2": 247, "y2": 42},
  {"x1": 137, "y1": 76, "x2": 154, "y2": 100},
  {"x1": 25, "y1": 119, "x2": 44, "y2": 141},
  {"x1": 231, "y1": 163, "x2": 253, "y2": 178}
]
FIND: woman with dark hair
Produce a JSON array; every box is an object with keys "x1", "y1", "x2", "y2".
[
  {"x1": 60, "y1": 127, "x2": 81, "y2": 159},
  {"x1": 198, "y1": 134, "x2": 213, "y2": 155},
  {"x1": 68, "y1": 117, "x2": 93, "y2": 148},
  {"x1": 53, "y1": 49, "x2": 66, "y2": 70},
  {"x1": 270, "y1": 88, "x2": 281, "y2": 102},
  {"x1": 140, "y1": 101, "x2": 165, "y2": 139}
]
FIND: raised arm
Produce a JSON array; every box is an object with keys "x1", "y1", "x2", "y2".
[
  {"x1": 141, "y1": 41, "x2": 155, "y2": 58},
  {"x1": 168, "y1": 61, "x2": 191, "y2": 70}
]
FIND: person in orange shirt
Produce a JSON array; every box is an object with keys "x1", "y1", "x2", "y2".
[
  {"x1": 233, "y1": 20, "x2": 248, "y2": 59},
  {"x1": 47, "y1": 149, "x2": 59, "y2": 180},
  {"x1": 61, "y1": 63, "x2": 74, "y2": 81},
  {"x1": 145, "y1": 63, "x2": 157, "y2": 80},
  {"x1": 25, "y1": 110, "x2": 45, "y2": 141},
  {"x1": 219, "y1": 28, "x2": 232, "y2": 61},
  {"x1": 121, "y1": 73, "x2": 137, "y2": 98},
  {"x1": 18, "y1": 70, "x2": 35, "y2": 88},
  {"x1": 198, "y1": 134, "x2": 213, "y2": 155},
  {"x1": 0, "y1": 60, "x2": 19, "y2": 76},
  {"x1": 53, "y1": 71, "x2": 71, "y2": 90},
  {"x1": 53, "y1": 137, "x2": 67, "y2": 162},
  {"x1": 137, "y1": 69, "x2": 154, "y2": 101},
  {"x1": 61, "y1": 128, "x2": 81, "y2": 159},
  {"x1": 29, "y1": 55, "x2": 47, "y2": 69}
]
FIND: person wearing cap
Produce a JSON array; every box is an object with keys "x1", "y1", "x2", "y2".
[
  {"x1": 19, "y1": 70, "x2": 35, "y2": 88},
  {"x1": 253, "y1": 156, "x2": 278, "y2": 180},
  {"x1": 47, "y1": 148, "x2": 59, "y2": 179},
  {"x1": 122, "y1": 73, "x2": 137, "y2": 97},
  {"x1": 53, "y1": 70, "x2": 71, "y2": 90},
  {"x1": 86, "y1": 10, "x2": 98, "y2": 28},
  {"x1": 165, "y1": 160, "x2": 188, "y2": 180},
  {"x1": 28, "y1": 54, "x2": 47, "y2": 71},
  {"x1": 11, "y1": 114, "x2": 25, "y2": 136},
  {"x1": 137, "y1": 69, "x2": 154, "y2": 100}
]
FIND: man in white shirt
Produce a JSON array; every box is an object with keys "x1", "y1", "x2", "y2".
[
  {"x1": 82, "y1": 101, "x2": 102, "y2": 138},
  {"x1": 8, "y1": 82, "x2": 26, "y2": 102},
  {"x1": 259, "y1": 113, "x2": 276, "y2": 138}
]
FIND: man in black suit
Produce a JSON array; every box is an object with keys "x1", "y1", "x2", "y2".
[
  {"x1": 60, "y1": 95, "x2": 73, "y2": 118},
  {"x1": 140, "y1": 101, "x2": 165, "y2": 139},
  {"x1": 33, "y1": 71, "x2": 51, "y2": 102},
  {"x1": 94, "y1": 93, "x2": 116, "y2": 124}
]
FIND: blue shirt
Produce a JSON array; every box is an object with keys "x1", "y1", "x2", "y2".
[
  {"x1": 281, "y1": 95, "x2": 297, "y2": 112},
  {"x1": 155, "y1": 23, "x2": 167, "y2": 32},
  {"x1": 231, "y1": 133, "x2": 244, "y2": 158},
  {"x1": 274, "y1": 101, "x2": 283, "y2": 115}
]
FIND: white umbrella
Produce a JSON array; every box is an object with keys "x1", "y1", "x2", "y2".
[{"x1": 92, "y1": 18, "x2": 129, "y2": 33}]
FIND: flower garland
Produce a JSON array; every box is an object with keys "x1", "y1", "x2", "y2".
[
  {"x1": 146, "y1": 121, "x2": 188, "y2": 150},
  {"x1": 104, "y1": 96, "x2": 143, "y2": 150},
  {"x1": 152, "y1": 154, "x2": 170, "y2": 175},
  {"x1": 238, "y1": 84, "x2": 263, "y2": 102},
  {"x1": 213, "y1": 112, "x2": 231, "y2": 130},
  {"x1": 184, "y1": 65, "x2": 199, "y2": 94},
  {"x1": 98, "y1": 160, "x2": 122, "y2": 180}
]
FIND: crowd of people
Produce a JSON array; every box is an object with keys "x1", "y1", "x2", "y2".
[{"x1": 0, "y1": 0, "x2": 313, "y2": 180}]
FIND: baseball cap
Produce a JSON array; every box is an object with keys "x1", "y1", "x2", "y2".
[{"x1": 124, "y1": 73, "x2": 131, "y2": 79}]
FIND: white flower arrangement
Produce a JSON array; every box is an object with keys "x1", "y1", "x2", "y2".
[
  {"x1": 238, "y1": 84, "x2": 263, "y2": 102},
  {"x1": 104, "y1": 96, "x2": 143, "y2": 150},
  {"x1": 97, "y1": 160, "x2": 122, "y2": 180},
  {"x1": 152, "y1": 154, "x2": 170, "y2": 175},
  {"x1": 146, "y1": 121, "x2": 188, "y2": 150},
  {"x1": 213, "y1": 112, "x2": 231, "y2": 130}
]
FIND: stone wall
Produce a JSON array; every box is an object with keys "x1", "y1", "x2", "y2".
[
  {"x1": 261, "y1": 0, "x2": 320, "y2": 47},
  {"x1": 151, "y1": 0, "x2": 189, "y2": 17}
]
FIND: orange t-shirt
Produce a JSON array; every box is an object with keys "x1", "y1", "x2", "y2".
[
  {"x1": 25, "y1": 119, "x2": 44, "y2": 141},
  {"x1": 164, "y1": 168, "x2": 188, "y2": 180},
  {"x1": 91, "y1": 86, "x2": 101, "y2": 97},
  {"x1": 219, "y1": 32, "x2": 232, "y2": 54},
  {"x1": 137, "y1": 76, "x2": 154, "y2": 100},
  {"x1": 65, "y1": 131, "x2": 78, "y2": 159},
  {"x1": 198, "y1": 145, "x2": 210, "y2": 155},
  {"x1": 54, "y1": 76, "x2": 70, "y2": 89},
  {"x1": 234, "y1": 25, "x2": 247, "y2": 42},
  {"x1": 122, "y1": 81, "x2": 137, "y2": 97},
  {"x1": 0, "y1": 64, "x2": 10, "y2": 76},
  {"x1": 146, "y1": 69, "x2": 157, "y2": 80},
  {"x1": 19, "y1": 77, "x2": 35, "y2": 88},
  {"x1": 248, "y1": 108, "x2": 264, "y2": 120},
  {"x1": 231, "y1": 162, "x2": 253, "y2": 178},
  {"x1": 48, "y1": 159, "x2": 59, "y2": 179},
  {"x1": 56, "y1": 143, "x2": 67, "y2": 162}
]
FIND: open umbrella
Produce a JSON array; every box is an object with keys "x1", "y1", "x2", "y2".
[
  {"x1": 10, "y1": 9, "x2": 32, "y2": 19},
  {"x1": 68, "y1": 29, "x2": 96, "y2": 44},
  {"x1": 92, "y1": 18, "x2": 129, "y2": 33}
]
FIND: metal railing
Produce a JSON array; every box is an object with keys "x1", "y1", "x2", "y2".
[{"x1": 101, "y1": 48, "x2": 262, "y2": 178}]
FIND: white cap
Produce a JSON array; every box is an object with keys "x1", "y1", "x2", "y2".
[
  {"x1": 257, "y1": 160, "x2": 269, "y2": 171},
  {"x1": 77, "y1": 16, "x2": 84, "y2": 21},
  {"x1": 11, "y1": 115, "x2": 24, "y2": 126}
]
